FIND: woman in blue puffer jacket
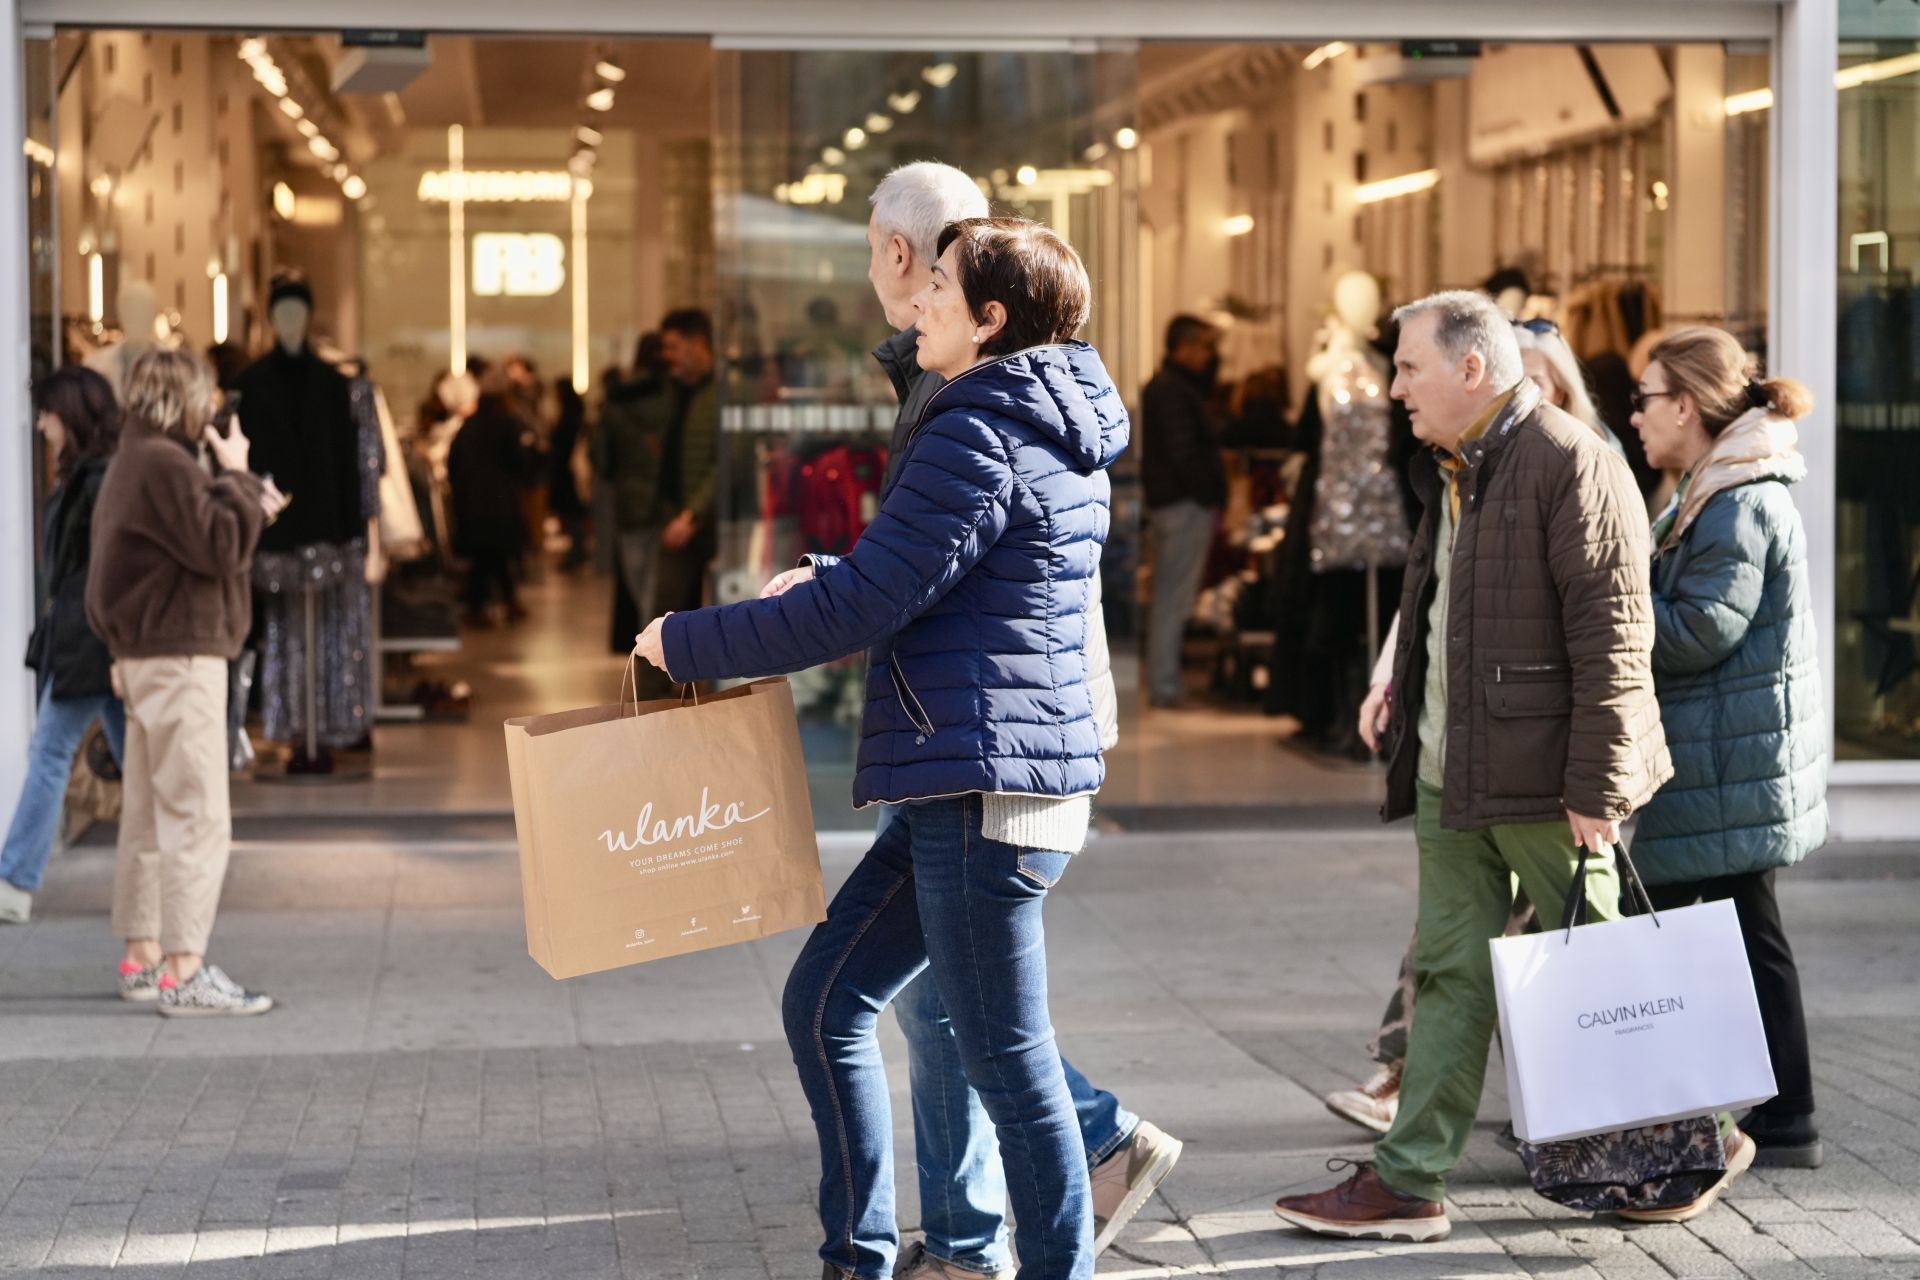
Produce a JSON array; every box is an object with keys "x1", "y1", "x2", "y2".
[
  {"x1": 638, "y1": 217, "x2": 1127, "y2": 1280},
  {"x1": 1630, "y1": 327, "x2": 1828, "y2": 1171}
]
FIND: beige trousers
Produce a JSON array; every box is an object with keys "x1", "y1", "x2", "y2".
[{"x1": 111, "y1": 656, "x2": 232, "y2": 957}]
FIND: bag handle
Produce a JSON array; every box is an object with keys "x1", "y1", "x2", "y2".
[
  {"x1": 620, "y1": 650, "x2": 701, "y2": 716},
  {"x1": 1558, "y1": 835, "x2": 1661, "y2": 942}
]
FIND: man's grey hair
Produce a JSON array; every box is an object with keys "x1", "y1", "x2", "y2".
[
  {"x1": 870, "y1": 162, "x2": 990, "y2": 265},
  {"x1": 1391, "y1": 289, "x2": 1524, "y2": 390}
]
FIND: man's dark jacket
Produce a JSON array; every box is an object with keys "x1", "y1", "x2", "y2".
[
  {"x1": 1138, "y1": 360, "x2": 1228, "y2": 510},
  {"x1": 1382, "y1": 382, "x2": 1672, "y2": 830},
  {"x1": 874, "y1": 328, "x2": 942, "y2": 490}
]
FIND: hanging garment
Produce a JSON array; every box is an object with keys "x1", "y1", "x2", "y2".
[
  {"x1": 371, "y1": 383, "x2": 426, "y2": 557},
  {"x1": 252, "y1": 539, "x2": 372, "y2": 749},
  {"x1": 349, "y1": 375, "x2": 385, "y2": 526},
  {"x1": 1308, "y1": 352, "x2": 1410, "y2": 572}
]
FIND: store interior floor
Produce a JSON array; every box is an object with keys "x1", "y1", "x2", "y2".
[{"x1": 228, "y1": 559, "x2": 1386, "y2": 832}]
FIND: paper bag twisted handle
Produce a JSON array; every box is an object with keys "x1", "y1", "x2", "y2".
[{"x1": 622, "y1": 648, "x2": 702, "y2": 716}]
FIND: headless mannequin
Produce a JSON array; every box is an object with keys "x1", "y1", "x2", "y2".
[
  {"x1": 272, "y1": 295, "x2": 309, "y2": 358},
  {"x1": 1302, "y1": 271, "x2": 1408, "y2": 753},
  {"x1": 84, "y1": 280, "x2": 160, "y2": 400}
]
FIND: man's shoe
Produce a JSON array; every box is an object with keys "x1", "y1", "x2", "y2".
[
  {"x1": 157, "y1": 964, "x2": 274, "y2": 1018},
  {"x1": 1739, "y1": 1109, "x2": 1823, "y2": 1169},
  {"x1": 1091, "y1": 1120, "x2": 1185, "y2": 1254},
  {"x1": 117, "y1": 959, "x2": 164, "y2": 1003},
  {"x1": 1273, "y1": 1160, "x2": 1450, "y2": 1243},
  {"x1": 0, "y1": 880, "x2": 30, "y2": 924},
  {"x1": 1619, "y1": 1127, "x2": 1755, "y2": 1224},
  {"x1": 893, "y1": 1241, "x2": 1011, "y2": 1280},
  {"x1": 1324, "y1": 1065, "x2": 1401, "y2": 1136}
]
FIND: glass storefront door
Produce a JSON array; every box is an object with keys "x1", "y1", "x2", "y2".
[{"x1": 711, "y1": 45, "x2": 1140, "y2": 825}]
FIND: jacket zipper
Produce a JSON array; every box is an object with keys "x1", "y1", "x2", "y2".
[{"x1": 889, "y1": 661, "x2": 936, "y2": 743}]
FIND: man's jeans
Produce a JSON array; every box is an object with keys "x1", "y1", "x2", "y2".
[
  {"x1": 1147, "y1": 502, "x2": 1217, "y2": 702},
  {"x1": 784, "y1": 796, "x2": 1092, "y2": 1280},
  {"x1": 883, "y1": 806, "x2": 1137, "y2": 1275},
  {"x1": 0, "y1": 686, "x2": 126, "y2": 892}
]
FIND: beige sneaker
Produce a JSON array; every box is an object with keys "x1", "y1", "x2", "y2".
[
  {"x1": 892, "y1": 1242, "x2": 1009, "y2": 1280},
  {"x1": 1090, "y1": 1120, "x2": 1185, "y2": 1254},
  {"x1": 1325, "y1": 1065, "x2": 1401, "y2": 1136},
  {"x1": 1619, "y1": 1127, "x2": 1755, "y2": 1224}
]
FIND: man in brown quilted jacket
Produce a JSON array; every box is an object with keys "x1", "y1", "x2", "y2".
[{"x1": 1276, "y1": 290, "x2": 1672, "y2": 1243}]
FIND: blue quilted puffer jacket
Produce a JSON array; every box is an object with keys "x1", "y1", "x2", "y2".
[
  {"x1": 1633, "y1": 414, "x2": 1829, "y2": 884},
  {"x1": 662, "y1": 341, "x2": 1129, "y2": 808}
]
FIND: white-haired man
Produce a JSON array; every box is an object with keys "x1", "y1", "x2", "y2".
[
  {"x1": 1275, "y1": 291, "x2": 1674, "y2": 1242},
  {"x1": 770, "y1": 161, "x2": 1183, "y2": 1279}
]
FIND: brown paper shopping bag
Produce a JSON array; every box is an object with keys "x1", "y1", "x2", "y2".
[{"x1": 504, "y1": 673, "x2": 826, "y2": 979}]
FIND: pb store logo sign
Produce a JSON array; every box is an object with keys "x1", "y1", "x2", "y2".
[{"x1": 472, "y1": 232, "x2": 565, "y2": 297}]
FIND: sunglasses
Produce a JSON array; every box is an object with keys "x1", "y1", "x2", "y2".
[
  {"x1": 1514, "y1": 318, "x2": 1561, "y2": 336},
  {"x1": 1629, "y1": 388, "x2": 1675, "y2": 414}
]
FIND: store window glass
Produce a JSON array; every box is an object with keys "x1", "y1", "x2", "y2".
[
  {"x1": 712, "y1": 48, "x2": 1139, "y2": 824},
  {"x1": 1837, "y1": 2, "x2": 1920, "y2": 760}
]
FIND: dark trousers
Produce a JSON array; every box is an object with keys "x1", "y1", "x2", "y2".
[
  {"x1": 465, "y1": 551, "x2": 519, "y2": 613},
  {"x1": 1646, "y1": 869, "x2": 1816, "y2": 1116}
]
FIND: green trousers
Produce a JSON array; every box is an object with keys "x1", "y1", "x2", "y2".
[{"x1": 1373, "y1": 784, "x2": 1620, "y2": 1202}]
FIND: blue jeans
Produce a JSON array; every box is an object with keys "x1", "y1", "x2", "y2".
[
  {"x1": 0, "y1": 685, "x2": 126, "y2": 892},
  {"x1": 883, "y1": 808, "x2": 1136, "y2": 1275},
  {"x1": 785, "y1": 795, "x2": 1091, "y2": 1280}
]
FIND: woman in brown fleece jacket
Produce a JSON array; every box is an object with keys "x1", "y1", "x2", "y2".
[{"x1": 87, "y1": 347, "x2": 279, "y2": 1017}]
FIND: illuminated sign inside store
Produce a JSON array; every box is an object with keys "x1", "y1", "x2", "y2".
[
  {"x1": 775, "y1": 174, "x2": 850, "y2": 205},
  {"x1": 472, "y1": 232, "x2": 566, "y2": 297},
  {"x1": 418, "y1": 170, "x2": 587, "y2": 203}
]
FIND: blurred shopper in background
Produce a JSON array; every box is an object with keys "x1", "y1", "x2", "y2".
[
  {"x1": 1140, "y1": 314, "x2": 1227, "y2": 708},
  {"x1": 448, "y1": 369, "x2": 533, "y2": 627},
  {"x1": 0, "y1": 367, "x2": 126, "y2": 925}
]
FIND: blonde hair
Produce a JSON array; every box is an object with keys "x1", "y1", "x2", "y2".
[
  {"x1": 1515, "y1": 325, "x2": 1606, "y2": 437},
  {"x1": 122, "y1": 347, "x2": 216, "y2": 445},
  {"x1": 1648, "y1": 326, "x2": 1814, "y2": 435}
]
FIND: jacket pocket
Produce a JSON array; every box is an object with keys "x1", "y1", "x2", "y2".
[{"x1": 1484, "y1": 677, "x2": 1572, "y2": 800}]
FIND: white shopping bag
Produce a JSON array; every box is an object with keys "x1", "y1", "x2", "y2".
[{"x1": 1491, "y1": 842, "x2": 1777, "y2": 1143}]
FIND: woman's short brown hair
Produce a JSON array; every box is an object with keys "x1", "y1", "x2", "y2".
[
  {"x1": 1648, "y1": 326, "x2": 1814, "y2": 436},
  {"x1": 122, "y1": 347, "x2": 218, "y2": 446},
  {"x1": 935, "y1": 217, "x2": 1091, "y2": 359}
]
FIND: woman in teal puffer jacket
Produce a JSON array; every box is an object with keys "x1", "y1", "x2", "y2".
[{"x1": 1630, "y1": 327, "x2": 1827, "y2": 1170}]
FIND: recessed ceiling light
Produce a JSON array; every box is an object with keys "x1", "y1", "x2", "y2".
[
  {"x1": 586, "y1": 87, "x2": 615, "y2": 112},
  {"x1": 595, "y1": 60, "x2": 626, "y2": 83}
]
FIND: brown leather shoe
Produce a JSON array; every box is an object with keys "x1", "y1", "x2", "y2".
[{"x1": 1273, "y1": 1160, "x2": 1450, "y2": 1243}]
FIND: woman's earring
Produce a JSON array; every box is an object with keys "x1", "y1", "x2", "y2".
[{"x1": 971, "y1": 334, "x2": 982, "y2": 344}]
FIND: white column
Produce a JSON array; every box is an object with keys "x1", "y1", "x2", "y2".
[
  {"x1": 1770, "y1": 0, "x2": 1837, "y2": 756},
  {"x1": 0, "y1": 0, "x2": 34, "y2": 810}
]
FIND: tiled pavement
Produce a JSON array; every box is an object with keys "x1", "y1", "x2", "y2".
[{"x1": 0, "y1": 826, "x2": 1915, "y2": 1278}]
